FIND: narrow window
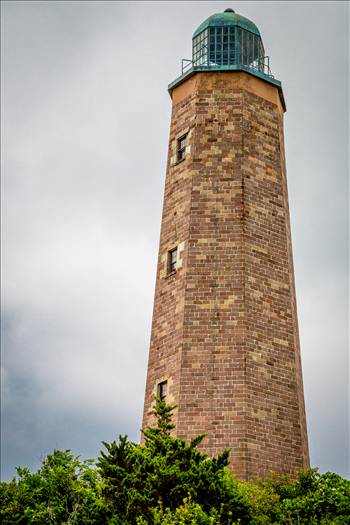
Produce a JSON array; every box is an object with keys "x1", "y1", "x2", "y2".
[
  {"x1": 157, "y1": 380, "x2": 167, "y2": 401},
  {"x1": 177, "y1": 133, "x2": 187, "y2": 162},
  {"x1": 168, "y1": 247, "x2": 177, "y2": 274}
]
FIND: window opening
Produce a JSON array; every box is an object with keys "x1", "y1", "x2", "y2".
[
  {"x1": 168, "y1": 247, "x2": 178, "y2": 274},
  {"x1": 157, "y1": 380, "x2": 167, "y2": 401},
  {"x1": 177, "y1": 134, "x2": 187, "y2": 162}
]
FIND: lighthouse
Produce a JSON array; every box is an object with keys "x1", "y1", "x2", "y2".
[{"x1": 142, "y1": 9, "x2": 309, "y2": 479}]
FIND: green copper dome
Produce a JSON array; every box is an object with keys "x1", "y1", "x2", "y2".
[{"x1": 193, "y1": 9, "x2": 260, "y2": 38}]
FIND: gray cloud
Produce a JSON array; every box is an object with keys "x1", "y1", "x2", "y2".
[{"x1": 1, "y1": 1, "x2": 349, "y2": 480}]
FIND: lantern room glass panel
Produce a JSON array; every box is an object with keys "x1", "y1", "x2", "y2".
[
  {"x1": 192, "y1": 26, "x2": 266, "y2": 74},
  {"x1": 192, "y1": 29, "x2": 209, "y2": 66}
]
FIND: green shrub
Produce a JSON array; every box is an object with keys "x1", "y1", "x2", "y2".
[
  {"x1": 98, "y1": 398, "x2": 251, "y2": 524},
  {"x1": 0, "y1": 450, "x2": 106, "y2": 524}
]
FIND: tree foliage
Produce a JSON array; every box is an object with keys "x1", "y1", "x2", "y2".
[
  {"x1": 0, "y1": 450, "x2": 106, "y2": 524},
  {"x1": 1, "y1": 399, "x2": 349, "y2": 524},
  {"x1": 246, "y1": 468, "x2": 350, "y2": 524},
  {"x1": 98, "y1": 398, "x2": 250, "y2": 524}
]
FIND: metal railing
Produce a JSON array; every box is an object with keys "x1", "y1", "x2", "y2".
[
  {"x1": 181, "y1": 59, "x2": 193, "y2": 75},
  {"x1": 181, "y1": 55, "x2": 274, "y2": 79}
]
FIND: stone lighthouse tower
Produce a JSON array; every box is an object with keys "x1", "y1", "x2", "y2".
[{"x1": 142, "y1": 9, "x2": 309, "y2": 479}]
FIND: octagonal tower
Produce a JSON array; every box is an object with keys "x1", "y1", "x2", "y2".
[{"x1": 142, "y1": 9, "x2": 309, "y2": 479}]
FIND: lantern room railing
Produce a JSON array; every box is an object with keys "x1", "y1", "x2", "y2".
[{"x1": 181, "y1": 54, "x2": 273, "y2": 78}]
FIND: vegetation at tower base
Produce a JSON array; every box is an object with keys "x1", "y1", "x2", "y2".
[
  {"x1": 98, "y1": 399, "x2": 250, "y2": 524},
  {"x1": 1, "y1": 401, "x2": 349, "y2": 524}
]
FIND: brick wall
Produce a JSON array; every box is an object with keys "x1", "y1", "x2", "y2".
[{"x1": 142, "y1": 71, "x2": 309, "y2": 479}]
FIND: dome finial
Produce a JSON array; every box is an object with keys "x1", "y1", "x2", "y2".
[{"x1": 224, "y1": 8, "x2": 235, "y2": 12}]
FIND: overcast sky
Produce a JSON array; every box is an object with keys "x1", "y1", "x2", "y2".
[{"x1": 1, "y1": 1, "x2": 349, "y2": 481}]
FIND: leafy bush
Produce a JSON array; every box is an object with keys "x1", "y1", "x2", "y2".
[
  {"x1": 0, "y1": 450, "x2": 107, "y2": 524},
  {"x1": 137, "y1": 498, "x2": 219, "y2": 525},
  {"x1": 241, "y1": 468, "x2": 350, "y2": 525}
]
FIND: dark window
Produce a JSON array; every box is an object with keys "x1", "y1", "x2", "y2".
[
  {"x1": 168, "y1": 247, "x2": 177, "y2": 274},
  {"x1": 157, "y1": 380, "x2": 167, "y2": 401},
  {"x1": 177, "y1": 134, "x2": 187, "y2": 162}
]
